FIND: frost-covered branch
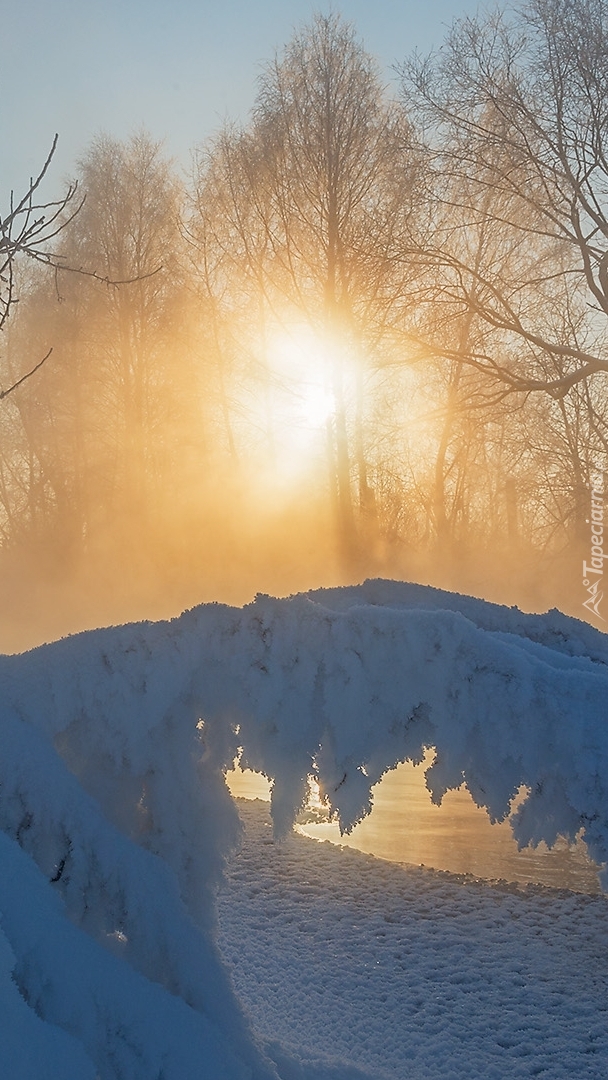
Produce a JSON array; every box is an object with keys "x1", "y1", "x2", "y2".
[{"x1": 0, "y1": 581, "x2": 606, "y2": 1076}]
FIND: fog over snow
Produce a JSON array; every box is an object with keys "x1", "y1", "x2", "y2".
[{"x1": 0, "y1": 580, "x2": 606, "y2": 1078}]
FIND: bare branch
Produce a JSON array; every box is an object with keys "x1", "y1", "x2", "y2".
[{"x1": 0, "y1": 348, "x2": 52, "y2": 401}]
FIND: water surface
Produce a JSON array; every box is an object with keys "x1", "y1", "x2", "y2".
[{"x1": 227, "y1": 760, "x2": 602, "y2": 893}]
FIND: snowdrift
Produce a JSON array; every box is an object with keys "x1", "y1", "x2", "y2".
[{"x1": 0, "y1": 580, "x2": 606, "y2": 1078}]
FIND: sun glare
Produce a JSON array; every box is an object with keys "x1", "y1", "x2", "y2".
[
  {"x1": 297, "y1": 382, "x2": 334, "y2": 428},
  {"x1": 261, "y1": 324, "x2": 338, "y2": 475},
  {"x1": 268, "y1": 325, "x2": 329, "y2": 383}
]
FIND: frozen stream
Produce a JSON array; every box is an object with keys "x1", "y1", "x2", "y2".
[
  {"x1": 227, "y1": 759, "x2": 602, "y2": 894},
  {"x1": 218, "y1": 799, "x2": 608, "y2": 1080}
]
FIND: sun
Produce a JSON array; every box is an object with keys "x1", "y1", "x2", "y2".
[
  {"x1": 298, "y1": 382, "x2": 334, "y2": 429},
  {"x1": 268, "y1": 324, "x2": 330, "y2": 384},
  {"x1": 264, "y1": 325, "x2": 336, "y2": 462},
  {"x1": 243, "y1": 320, "x2": 355, "y2": 486}
]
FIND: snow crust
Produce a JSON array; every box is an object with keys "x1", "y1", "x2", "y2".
[
  {"x1": 0, "y1": 580, "x2": 606, "y2": 1077},
  {"x1": 220, "y1": 799, "x2": 608, "y2": 1080}
]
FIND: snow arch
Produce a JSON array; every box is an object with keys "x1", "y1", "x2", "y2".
[{"x1": 0, "y1": 581, "x2": 606, "y2": 1077}]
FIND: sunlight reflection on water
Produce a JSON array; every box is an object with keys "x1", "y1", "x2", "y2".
[{"x1": 226, "y1": 761, "x2": 602, "y2": 893}]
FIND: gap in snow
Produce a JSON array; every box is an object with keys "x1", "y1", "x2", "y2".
[
  {"x1": 226, "y1": 767, "x2": 272, "y2": 802},
  {"x1": 226, "y1": 759, "x2": 601, "y2": 893}
]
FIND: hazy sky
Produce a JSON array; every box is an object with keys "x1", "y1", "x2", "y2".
[{"x1": 1, "y1": 0, "x2": 481, "y2": 201}]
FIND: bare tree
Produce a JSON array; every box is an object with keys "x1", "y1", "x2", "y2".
[
  {"x1": 0, "y1": 133, "x2": 196, "y2": 558},
  {"x1": 191, "y1": 14, "x2": 416, "y2": 569},
  {"x1": 402, "y1": 0, "x2": 608, "y2": 400},
  {"x1": 0, "y1": 135, "x2": 80, "y2": 398}
]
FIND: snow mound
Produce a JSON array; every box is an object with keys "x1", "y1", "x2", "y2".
[{"x1": 0, "y1": 580, "x2": 606, "y2": 1077}]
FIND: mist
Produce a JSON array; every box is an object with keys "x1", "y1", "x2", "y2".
[{"x1": 1, "y1": 12, "x2": 606, "y2": 653}]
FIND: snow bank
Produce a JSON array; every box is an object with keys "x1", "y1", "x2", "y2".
[
  {"x1": 0, "y1": 580, "x2": 606, "y2": 1076},
  {"x1": 220, "y1": 799, "x2": 608, "y2": 1080}
]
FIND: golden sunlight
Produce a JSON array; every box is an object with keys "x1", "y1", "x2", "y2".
[
  {"x1": 297, "y1": 382, "x2": 335, "y2": 429},
  {"x1": 260, "y1": 324, "x2": 338, "y2": 477},
  {"x1": 268, "y1": 326, "x2": 335, "y2": 427},
  {"x1": 268, "y1": 325, "x2": 331, "y2": 390}
]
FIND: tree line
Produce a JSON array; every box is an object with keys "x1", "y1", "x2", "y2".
[{"x1": 1, "y1": 1, "x2": 607, "y2": 633}]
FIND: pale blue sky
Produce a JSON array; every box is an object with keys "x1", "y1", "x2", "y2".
[{"x1": 1, "y1": 0, "x2": 482, "y2": 201}]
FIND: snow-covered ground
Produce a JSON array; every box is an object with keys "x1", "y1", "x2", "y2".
[
  {"x1": 220, "y1": 799, "x2": 608, "y2": 1080},
  {"x1": 0, "y1": 579, "x2": 606, "y2": 1078}
]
